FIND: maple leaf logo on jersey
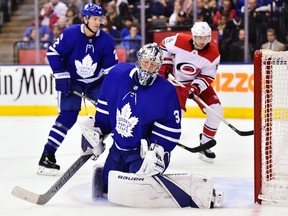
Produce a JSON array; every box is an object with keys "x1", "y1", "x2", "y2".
[
  {"x1": 75, "y1": 54, "x2": 97, "y2": 78},
  {"x1": 116, "y1": 103, "x2": 139, "y2": 138}
]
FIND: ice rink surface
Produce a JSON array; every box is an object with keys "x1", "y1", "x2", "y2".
[{"x1": 1, "y1": 116, "x2": 288, "y2": 215}]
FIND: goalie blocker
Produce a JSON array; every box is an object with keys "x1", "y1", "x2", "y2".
[{"x1": 93, "y1": 169, "x2": 223, "y2": 208}]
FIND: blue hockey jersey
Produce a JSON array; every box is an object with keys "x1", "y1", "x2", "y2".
[
  {"x1": 46, "y1": 24, "x2": 118, "y2": 86},
  {"x1": 95, "y1": 63, "x2": 182, "y2": 152}
]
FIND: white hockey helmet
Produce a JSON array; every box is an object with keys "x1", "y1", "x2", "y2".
[
  {"x1": 191, "y1": 21, "x2": 212, "y2": 43},
  {"x1": 135, "y1": 43, "x2": 163, "y2": 86}
]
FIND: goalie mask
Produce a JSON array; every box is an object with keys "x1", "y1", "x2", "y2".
[
  {"x1": 191, "y1": 21, "x2": 211, "y2": 49},
  {"x1": 135, "y1": 43, "x2": 163, "y2": 86}
]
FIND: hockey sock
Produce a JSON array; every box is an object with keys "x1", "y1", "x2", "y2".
[{"x1": 45, "y1": 122, "x2": 69, "y2": 153}]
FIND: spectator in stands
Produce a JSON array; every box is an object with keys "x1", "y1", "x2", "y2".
[
  {"x1": 197, "y1": 0, "x2": 213, "y2": 25},
  {"x1": 150, "y1": 0, "x2": 174, "y2": 20},
  {"x1": 229, "y1": 28, "x2": 253, "y2": 62},
  {"x1": 117, "y1": 0, "x2": 132, "y2": 19},
  {"x1": 169, "y1": 0, "x2": 188, "y2": 27},
  {"x1": 224, "y1": 15, "x2": 243, "y2": 43},
  {"x1": 239, "y1": 0, "x2": 261, "y2": 52},
  {"x1": 40, "y1": 2, "x2": 59, "y2": 32},
  {"x1": 51, "y1": 23, "x2": 65, "y2": 41},
  {"x1": 120, "y1": 16, "x2": 134, "y2": 39},
  {"x1": 217, "y1": 14, "x2": 231, "y2": 62},
  {"x1": 212, "y1": 0, "x2": 236, "y2": 27},
  {"x1": 55, "y1": 17, "x2": 68, "y2": 29},
  {"x1": 66, "y1": 7, "x2": 82, "y2": 26},
  {"x1": 50, "y1": 0, "x2": 68, "y2": 18},
  {"x1": 67, "y1": 0, "x2": 83, "y2": 18},
  {"x1": 101, "y1": 15, "x2": 118, "y2": 39},
  {"x1": 205, "y1": 0, "x2": 218, "y2": 18},
  {"x1": 22, "y1": 21, "x2": 53, "y2": 42},
  {"x1": 217, "y1": 14, "x2": 228, "y2": 41},
  {"x1": 19, "y1": 27, "x2": 51, "y2": 49},
  {"x1": 105, "y1": 1, "x2": 123, "y2": 30},
  {"x1": 261, "y1": 28, "x2": 286, "y2": 51},
  {"x1": 121, "y1": 24, "x2": 142, "y2": 62},
  {"x1": 182, "y1": 0, "x2": 193, "y2": 15}
]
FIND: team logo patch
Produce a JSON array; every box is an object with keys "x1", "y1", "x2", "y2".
[
  {"x1": 75, "y1": 54, "x2": 97, "y2": 78},
  {"x1": 116, "y1": 103, "x2": 139, "y2": 138},
  {"x1": 176, "y1": 62, "x2": 199, "y2": 76}
]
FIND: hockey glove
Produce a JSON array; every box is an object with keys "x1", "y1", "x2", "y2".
[
  {"x1": 79, "y1": 115, "x2": 105, "y2": 160},
  {"x1": 158, "y1": 58, "x2": 173, "y2": 79},
  {"x1": 136, "y1": 143, "x2": 167, "y2": 176},
  {"x1": 54, "y1": 72, "x2": 71, "y2": 96}
]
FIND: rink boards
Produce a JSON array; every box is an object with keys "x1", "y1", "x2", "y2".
[{"x1": 0, "y1": 64, "x2": 253, "y2": 118}]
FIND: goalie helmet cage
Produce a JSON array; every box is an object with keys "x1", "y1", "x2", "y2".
[{"x1": 254, "y1": 49, "x2": 288, "y2": 205}]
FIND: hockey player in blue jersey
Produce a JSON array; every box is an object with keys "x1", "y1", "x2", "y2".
[
  {"x1": 37, "y1": 3, "x2": 118, "y2": 176},
  {"x1": 79, "y1": 42, "x2": 182, "y2": 192}
]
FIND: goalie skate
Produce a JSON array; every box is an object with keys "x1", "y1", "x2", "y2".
[
  {"x1": 211, "y1": 189, "x2": 224, "y2": 208},
  {"x1": 92, "y1": 164, "x2": 105, "y2": 198},
  {"x1": 37, "y1": 152, "x2": 60, "y2": 176}
]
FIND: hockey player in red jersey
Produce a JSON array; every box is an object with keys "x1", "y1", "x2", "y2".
[{"x1": 158, "y1": 21, "x2": 223, "y2": 163}]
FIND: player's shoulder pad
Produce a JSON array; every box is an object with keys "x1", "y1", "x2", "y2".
[
  {"x1": 108, "y1": 62, "x2": 134, "y2": 76},
  {"x1": 99, "y1": 29, "x2": 115, "y2": 42},
  {"x1": 61, "y1": 24, "x2": 81, "y2": 41},
  {"x1": 174, "y1": 33, "x2": 193, "y2": 52},
  {"x1": 156, "y1": 75, "x2": 177, "y2": 91},
  {"x1": 199, "y1": 43, "x2": 220, "y2": 63},
  {"x1": 63, "y1": 24, "x2": 81, "y2": 34},
  {"x1": 207, "y1": 43, "x2": 220, "y2": 56}
]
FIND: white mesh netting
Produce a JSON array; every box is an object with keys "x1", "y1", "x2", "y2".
[{"x1": 259, "y1": 50, "x2": 288, "y2": 203}]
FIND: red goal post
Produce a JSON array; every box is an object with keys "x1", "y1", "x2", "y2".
[{"x1": 254, "y1": 49, "x2": 288, "y2": 204}]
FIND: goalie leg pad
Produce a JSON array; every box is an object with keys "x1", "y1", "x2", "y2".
[
  {"x1": 108, "y1": 171, "x2": 180, "y2": 208},
  {"x1": 189, "y1": 174, "x2": 214, "y2": 209},
  {"x1": 107, "y1": 171, "x2": 219, "y2": 209},
  {"x1": 161, "y1": 173, "x2": 215, "y2": 209}
]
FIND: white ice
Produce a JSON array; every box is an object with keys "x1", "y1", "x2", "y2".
[{"x1": 1, "y1": 116, "x2": 288, "y2": 215}]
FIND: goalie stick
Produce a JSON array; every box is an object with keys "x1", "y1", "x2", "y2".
[
  {"x1": 11, "y1": 153, "x2": 93, "y2": 205},
  {"x1": 168, "y1": 74, "x2": 254, "y2": 136},
  {"x1": 11, "y1": 143, "x2": 213, "y2": 206}
]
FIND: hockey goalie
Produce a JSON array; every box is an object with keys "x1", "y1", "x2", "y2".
[{"x1": 78, "y1": 42, "x2": 224, "y2": 209}]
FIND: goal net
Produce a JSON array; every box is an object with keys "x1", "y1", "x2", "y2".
[{"x1": 254, "y1": 49, "x2": 288, "y2": 204}]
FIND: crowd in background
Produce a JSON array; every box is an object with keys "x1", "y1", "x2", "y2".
[{"x1": 3, "y1": 0, "x2": 288, "y2": 63}]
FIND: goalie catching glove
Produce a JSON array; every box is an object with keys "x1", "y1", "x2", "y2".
[
  {"x1": 136, "y1": 142, "x2": 169, "y2": 176},
  {"x1": 79, "y1": 115, "x2": 105, "y2": 160}
]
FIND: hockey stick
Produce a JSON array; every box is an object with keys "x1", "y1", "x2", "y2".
[
  {"x1": 168, "y1": 73, "x2": 254, "y2": 136},
  {"x1": 11, "y1": 153, "x2": 93, "y2": 205},
  {"x1": 49, "y1": 73, "x2": 97, "y2": 106},
  {"x1": 72, "y1": 90, "x2": 97, "y2": 106},
  {"x1": 177, "y1": 139, "x2": 216, "y2": 153}
]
